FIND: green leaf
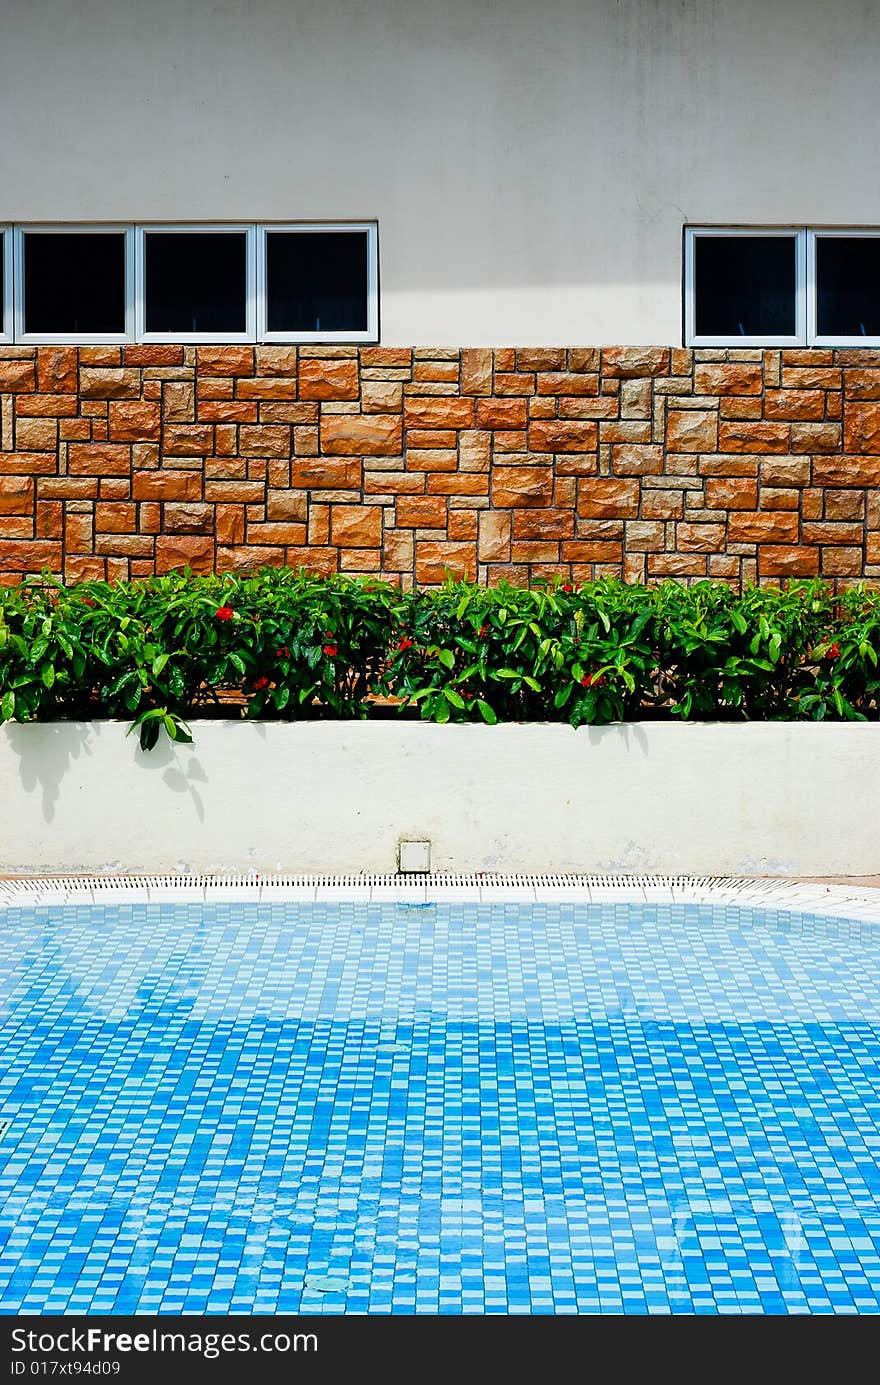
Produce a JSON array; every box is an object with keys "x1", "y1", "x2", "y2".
[
  {"x1": 443, "y1": 687, "x2": 465, "y2": 709},
  {"x1": 40, "y1": 662, "x2": 55, "y2": 689},
  {"x1": 437, "y1": 648, "x2": 455, "y2": 670},
  {"x1": 476, "y1": 699, "x2": 497, "y2": 724},
  {"x1": 1, "y1": 690, "x2": 14, "y2": 721}
]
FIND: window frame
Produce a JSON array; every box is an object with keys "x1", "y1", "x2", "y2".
[
  {"x1": 0, "y1": 227, "x2": 12, "y2": 343},
  {"x1": 135, "y1": 223, "x2": 258, "y2": 345},
  {"x1": 684, "y1": 225, "x2": 808, "y2": 349},
  {"x1": 257, "y1": 221, "x2": 379, "y2": 344},
  {"x1": 807, "y1": 227, "x2": 880, "y2": 349},
  {"x1": 13, "y1": 224, "x2": 135, "y2": 345}
]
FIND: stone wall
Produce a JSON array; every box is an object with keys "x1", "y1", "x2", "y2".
[{"x1": 1, "y1": 343, "x2": 879, "y2": 588}]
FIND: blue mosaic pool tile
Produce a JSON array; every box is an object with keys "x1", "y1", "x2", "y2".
[{"x1": 0, "y1": 901, "x2": 879, "y2": 1312}]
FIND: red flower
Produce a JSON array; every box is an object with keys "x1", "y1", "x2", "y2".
[
  {"x1": 827, "y1": 642, "x2": 841, "y2": 660},
  {"x1": 253, "y1": 676, "x2": 270, "y2": 691},
  {"x1": 478, "y1": 625, "x2": 489, "y2": 638},
  {"x1": 323, "y1": 644, "x2": 338, "y2": 657},
  {"x1": 275, "y1": 646, "x2": 290, "y2": 658},
  {"x1": 83, "y1": 597, "x2": 96, "y2": 608},
  {"x1": 562, "y1": 584, "x2": 573, "y2": 593},
  {"x1": 214, "y1": 605, "x2": 234, "y2": 621},
  {"x1": 325, "y1": 630, "x2": 334, "y2": 638},
  {"x1": 581, "y1": 671, "x2": 606, "y2": 688},
  {"x1": 397, "y1": 638, "x2": 414, "y2": 651}
]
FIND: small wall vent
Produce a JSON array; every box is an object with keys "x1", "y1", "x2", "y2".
[{"x1": 398, "y1": 840, "x2": 431, "y2": 874}]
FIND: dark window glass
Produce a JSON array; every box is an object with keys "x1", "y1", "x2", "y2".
[
  {"x1": 267, "y1": 231, "x2": 368, "y2": 333},
  {"x1": 23, "y1": 232, "x2": 126, "y2": 335},
  {"x1": 145, "y1": 232, "x2": 247, "y2": 333},
  {"x1": 694, "y1": 235, "x2": 797, "y2": 338},
  {"x1": 816, "y1": 237, "x2": 880, "y2": 338}
]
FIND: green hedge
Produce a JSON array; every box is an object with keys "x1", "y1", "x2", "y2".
[{"x1": 0, "y1": 570, "x2": 878, "y2": 748}]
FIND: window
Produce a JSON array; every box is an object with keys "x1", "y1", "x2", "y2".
[
  {"x1": 0, "y1": 228, "x2": 11, "y2": 342},
  {"x1": 14, "y1": 227, "x2": 134, "y2": 343},
  {"x1": 260, "y1": 224, "x2": 377, "y2": 341},
  {"x1": 685, "y1": 227, "x2": 880, "y2": 347},
  {"x1": 138, "y1": 226, "x2": 255, "y2": 342},
  {"x1": 1, "y1": 223, "x2": 378, "y2": 344},
  {"x1": 810, "y1": 232, "x2": 880, "y2": 345}
]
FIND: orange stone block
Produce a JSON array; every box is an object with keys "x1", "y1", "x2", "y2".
[
  {"x1": 601, "y1": 346, "x2": 670, "y2": 377},
  {"x1": 612, "y1": 444, "x2": 663, "y2": 475},
  {"x1": 68, "y1": 444, "x2": 131, "y2": 476},
  {"x1": 647, "y1": 554, "x2": 707, "y2": 577},
  {"x1": 512, "y1": 509, "x2": 575, "y2": 540},
  {"x1": 331, "y1": 505, "x2": 383, "y2": 548},
  {"x1": 705, "y1": 477, "x2": 758, "y2": 510},
  {"x1": 322, "y1": 414, "x2": 402, "y2": 456},
  {"x1": 843, "y1": 369, "x2": 880, "y2": 400},
  {"x1": 676, "y1": 522, "x2": 726, "y2": 552},
  {"x1": 15, "y1": 392, "x2": 78, "y2": 417},
  {"x1": 577, "y1": 478, "x2": 640, "y2": 518},
  {"x1": 132, "y1": 471, "x2": 203, "y2": 501},
  {"x1": 0, "y1": 540, "x2": 60, "y2": 571},
  {"x1": 764, "y1": 389, "x2": 826, "y2": 421},
  {"x1": 516, "y1": 349, "x2": 566, "y2": 371},
  {"x1": 476, "y1": 399, "x2": 528, "y2": 430},
  {"x1": 844, "y1": 402, "x2": 880, "y2": 454},
  {"x1": 0, "y1": 476, "x2": 34, "y2": 514},
  {"x1": 238, "y1": 425, "x2": 290, "y2": 458},
  {"x1": 124, "y1": 345, "x2": 186, "y2": 366},
  {"x1": 163, "y1": 424, "x2": 214, "y2": 456},
  {"x1": 404, "y1": 397, "x2": 475, "y2": 429},
  {"x1": 95, "y1": 502, "x2": 136, "y2": 534},
  {"x1": 667, "y1": 410, "x2": 718, "y2": 452},
  {"x1": 298, "y1": 358, "x2": 360, "y2": 400},
  {"x1": 360, "y1": 347, "x2": 412, "y2": 368},
  {"x1": 460, "y1": 348, "x2": 493, "y2": 396},
  {"x1": 0, "y1": 360, "x2": 35, "y2": 392},
  {"x1": 718, "y1": 421, "x2": 791, "y2": 454},
  {"x1": 109, "y1": 400, "x2": 161, "y2": 442},
  {"x1": 758, "y1": 545, "x2": 820, "y2": 577},
  {"x1": 79, "y1": 368, "x2": 141, "y2": 400},
  {"x1": 728, "y1": 511, "x2": 799, "y2": 544},
  {"x1": 37, "y1": 347, "x2": 78, "y2": 393},
  {"x1": 447, "y1": 509, "x2": 478, "y2": 541},
  {"x1": 693, "y1": 363, "x2": 763, "y2": 396},
  {"x1": 291, "y1": 458, "x2": 363, "y2": 489},
  {"x1": 535, "y1": 372, "x2": 599, "y2": 397},
  {"x1": 415, "y1": 540, "x2": 477, "y2": 584},
  {"x1": 395, "y1": 496, "x2": 447, "y2": 528},
  {"x1": 155, "y1": 535, "x2": 214, "y2": 573},
  {"x1": 492, "y1": 373, "x2": 535, "y2": 397},
  {"x1": 196, "y1": 346, "x2": 254, "y2": 376},
  {"x1": 813, "y1": 455, "x2": 880, "y2": 487},
  {"x1": 529, "y1": 419, "x2": 597, "y2": 453},
  {"x1": 478, "y1": 511, "x2": 511, "y2": 562},
  {"x1": 491, "y1": 466, "x2": 553, "y2": 508},
  {"x1": 164, "y1": 503, "x2": 213, "y2": 534}
]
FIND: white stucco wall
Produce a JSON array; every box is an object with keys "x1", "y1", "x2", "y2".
[
  {"x1": 2, "y1": 721, "x2": 878, "y2": 876},
  {"x1": 1, "y1": 0, "x2": 878, "y2": 345}
]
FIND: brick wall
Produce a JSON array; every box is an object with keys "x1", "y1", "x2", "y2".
[{"x1": 1, "y1": 343, "x2": 879, "y2": 588}]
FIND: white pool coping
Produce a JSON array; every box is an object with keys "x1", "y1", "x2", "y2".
[{"x1": 2, "y1": 873, "x2": 880, "y2": 921}]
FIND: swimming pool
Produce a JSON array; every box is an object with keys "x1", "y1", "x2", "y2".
[{"x1": 1, "y1": 885, "x2": 879, "y2": 1314}]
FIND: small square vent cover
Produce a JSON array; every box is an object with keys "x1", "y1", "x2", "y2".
[{"x1": 398, "y1": 840, "x2": 431, "y2": 874}]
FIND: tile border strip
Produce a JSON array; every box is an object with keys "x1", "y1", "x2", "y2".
[{"x1": 1, "y1": 872, "x2": 879, "y2": 918}]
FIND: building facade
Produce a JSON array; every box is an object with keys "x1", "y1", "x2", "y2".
[{"x1": 1, "y1": 0, "x2": 879, "y2": 586}]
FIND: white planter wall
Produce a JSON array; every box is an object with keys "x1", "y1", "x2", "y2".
[{"x1": 0, "y1": 720, "x2": 877, "y2": 876}]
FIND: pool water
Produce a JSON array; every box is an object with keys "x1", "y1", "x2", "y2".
[{"x1": 0, "y1": 901, "x2": 879, "y2": 1314}]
